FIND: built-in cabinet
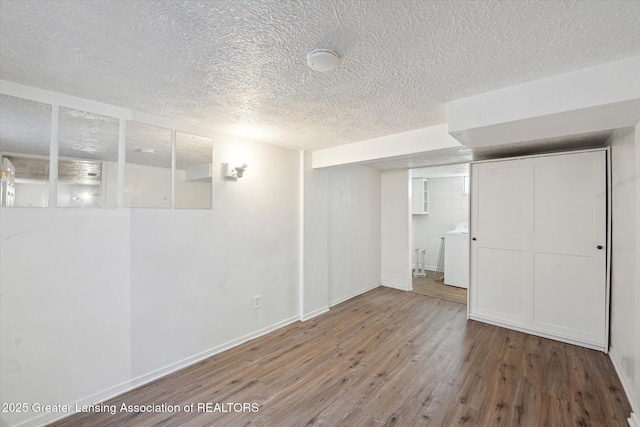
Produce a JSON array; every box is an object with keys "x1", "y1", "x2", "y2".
[
  {"x1": 469, "y1": 149, "x2": 609, "y2": 351},
  {"x1": 412, "y1": 178, "x2": 428, "y2": 214}
]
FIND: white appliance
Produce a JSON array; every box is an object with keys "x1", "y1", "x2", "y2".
[{"x1": 444, "y1": 222, "x2": 469, "y2": 289}]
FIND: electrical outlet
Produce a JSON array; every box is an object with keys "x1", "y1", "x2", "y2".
[{"x1": 253, "y1": 295, "x2": 261, "y2": 310}]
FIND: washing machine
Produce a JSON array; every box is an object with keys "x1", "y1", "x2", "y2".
[{"x1": 444, "y1": 223, "x2": 469, "y2": 289}]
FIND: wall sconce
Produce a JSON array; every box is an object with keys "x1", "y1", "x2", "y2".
[{"x1": 223, "y1": 162, "x2": 248, "y2": 179}]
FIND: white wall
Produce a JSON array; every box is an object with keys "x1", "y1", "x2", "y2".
[
  {"x1": 0, "y1": 210, "x2": 132, "y2": 427},
  {"x1": 608, "y1": 125, "x2": 639, "y2": 423},
  {"x1": 327, "y1": 165, "x2": 381, "y2": 306},
  {"x1": 381, "y1": 169, "x2": 411, "y2": 290},
  {"x1": 312, "y1": 124, "x2": 461, "y2": 168},
  {"x1": 636, "y1": 121, "x2": 640, "y2": 427},
  {"x1": 301, "y1": 151, "x2": 329, "y2": 320},
  {"x1": 412, "y1": 176, "x2": 469, "y2": 270},
  {"x1": 0, "y1": 91, "x2": 300, "y2": 427},
  {"x1": 301, "y1": 160, "x2": 382, "y2": 315},
  {"x1": 636, "y1": 122, "x2": 640, "y2": 427},
  {"x1": 129, "y1": 137, "x2": 300, "y2": 378}
]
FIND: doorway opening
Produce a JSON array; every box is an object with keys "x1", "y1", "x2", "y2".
[{"x1": 409, "y1": 164, "x2": 470, "y2": 305}]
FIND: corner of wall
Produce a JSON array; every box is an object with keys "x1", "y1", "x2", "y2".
[
  {"x1": 635, "y1": 120, "x2": 640, "y2": 425},
  {"x1": 607, "y1": 124, "x2": 640, "y2": 424}
]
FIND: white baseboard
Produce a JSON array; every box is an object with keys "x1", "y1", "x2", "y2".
[
  {"x1": 382, "y1": 280, "x2": 409, "y2": 291},
  {"x1": 271, "y1": 315, "x2": 300, "y2": 330},
  {"x1": 330, "y1": 282, "x2": 381, "y2": 307},
  {"x1": 609, "y1": 348, "x2": 638, "y2": 426},
  {"x1": 24, "y1": 315, "x2": 300, "y2": 427},
  {"x1": 301, "y1": 306, "x2": 330, "y2": 321}
]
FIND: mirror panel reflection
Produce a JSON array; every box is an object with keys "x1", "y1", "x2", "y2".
[
  {"x1": 0, "y1": 94, "x2": 52, "y2": 207},
  {"x1": 124, "y1": 121, "x2": 172, "y2": 208},
  {"x1": 57, "y1": 107, "x2": 119, "y2": 207},
  {"x1": 175, "y1": 132, "x2": 212, "y2": 209}
]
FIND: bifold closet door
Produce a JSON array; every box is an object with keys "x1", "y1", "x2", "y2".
[{"x1": 470, "y1": 150, "x2": 608, "y2": 351}]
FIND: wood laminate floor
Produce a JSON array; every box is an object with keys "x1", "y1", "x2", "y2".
[
  {"x1": 53, "y1": 288, "x2": 631, "y2": 426},
  {"x1": 412, "y1": 269, "x2": 467, "y2": 304}
]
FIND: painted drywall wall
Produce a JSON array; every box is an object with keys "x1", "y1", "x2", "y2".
[
  {"x1": 313, "y1": 124, "x2": 462, "y2": 168},
  {"x1": 327, "y1": 165, "x2": 381, "y2": 306},
  {"x1": 608, "y1": 126, "x2": 639, "y2": 421},
  {"x1": 301, "y1": 151, "x2": 329, "y2": 319},
  {"x1": 129, "y1": 136, "x2": 300, "y2": 376},
  {"x1": 0, "y1": 210, "x2": 132, "y2": 427},
  {"x1": 0, "y1": 87, "x2": 300, "y2": 427},
  {"x1": 636, "y1": 121, "x2": 640, "y2": 427},
  {"x1": 381, "y1": 169, "x2": 411, "y2": 290},
  {"x1": 301, "y1": 159, "x2": 382, "y2": 315},
  {"x1": 412, "y1": 176, "x2": 469, "y2": 270}
]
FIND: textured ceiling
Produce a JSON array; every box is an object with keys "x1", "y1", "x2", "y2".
[{"x1": 1, "y1": 0, "x2": 639, "y2": 151}]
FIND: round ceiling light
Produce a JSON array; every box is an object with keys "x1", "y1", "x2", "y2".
[{"x1": 307, "y1": 49, "x2": 339, "y2": 72}]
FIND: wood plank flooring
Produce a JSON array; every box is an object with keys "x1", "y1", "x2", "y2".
[
  {"x1": 412, "y1": 269, "x2": 467, "y2": 304},
  {"x1": 53, "y1": 288, "x2": 631, "y2": 426}
]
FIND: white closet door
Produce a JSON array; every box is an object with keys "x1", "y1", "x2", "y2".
[
  {"x1": 532, "y1": 151, "x2": 607, "y2": 344},
  {"x1": 470, "y1": 159, "x2": 533, "y2": 324},
  {"x1": 470, "y1": 150, "x2": 608, "y2": 351}
]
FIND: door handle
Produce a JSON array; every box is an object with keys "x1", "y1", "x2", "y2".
[
  {"x1": 472, "y1": 237, "x2": 477, "y2": 241},
  {"x1": 597, "y1": 245, "x2": 603, "y2": 250}
]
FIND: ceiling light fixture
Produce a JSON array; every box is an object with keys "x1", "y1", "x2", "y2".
[{"x1": 307, "y1": 49, "x2": 339, "y2": 72}]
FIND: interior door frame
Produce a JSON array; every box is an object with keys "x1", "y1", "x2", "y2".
[{"x1": 407, "y1": 165, "x2": 472, "y2": 295}]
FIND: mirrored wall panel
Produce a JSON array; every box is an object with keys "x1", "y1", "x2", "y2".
[
  {"x1": 0, "y1": 95, "x2": 52, "y2": 207},
  {"x1": 124, "y1": 121, "x2": 172, "y2": 208},
  {"x1": 175, "y1": 132, "x2": 212, "y2": 209},
  {"x1": 57, "y1": 107, "x2": 119, "y2": 208}
]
